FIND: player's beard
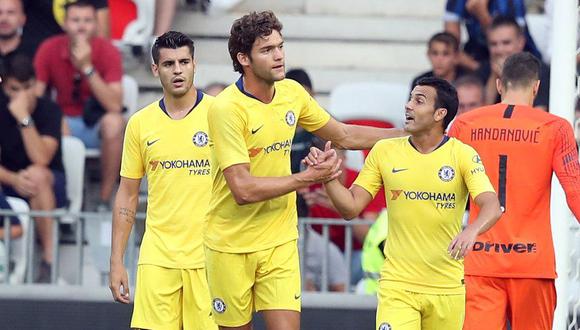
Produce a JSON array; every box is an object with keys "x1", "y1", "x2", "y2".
[{"x1": 0, "y1": 28, "x2": 20, "y2": 40}]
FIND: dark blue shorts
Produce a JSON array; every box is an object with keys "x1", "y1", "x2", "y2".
[
  {"x1": 0, "y1": 191, "x2": 20, "y2": 227},
  {"x1": 2, "y1": 170, "x2": 68, "y2": 209}
]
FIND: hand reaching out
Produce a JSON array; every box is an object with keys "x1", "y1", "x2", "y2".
[
  {"x1": 300, "y1": 141, "x2": 342, "y2": 183},
  {"x1": 448, "y1": 225, "x2": 479, "y2": 260}
]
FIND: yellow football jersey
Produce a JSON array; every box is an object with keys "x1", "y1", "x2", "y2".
[
  {"x1": 205, "y1": 78, "x2": 331, "y2": 253},
  {"x1": 354, "y1": 136, "x2": 494, "y2": 294},
  {"x1": 121, "y1": 91, "x2": 213, "y2": 269}
]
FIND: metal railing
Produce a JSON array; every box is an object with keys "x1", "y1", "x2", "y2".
[{"x1": 0, "y1": 209, "x2": 578, "y2": 329}]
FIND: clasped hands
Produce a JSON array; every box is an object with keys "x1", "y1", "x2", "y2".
[{"x1": 299, "y1": 141, "x2": 342, "y2": 184}]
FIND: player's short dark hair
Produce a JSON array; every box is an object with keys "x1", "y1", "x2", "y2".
[
  {"x1": 501, "y1": 52, "x2": 540, "y2": 90},
  {"x1": 228, "y1": 11, "x2": 283, "y2": 74},
  {"x1": 64, "y1": 0, "x2": 96, "y2": 14},
  {"x1": 152, "y1": 31, "x2": 195, "y2": 65},
  {"x1": 415, "y1": 77, "x2": 458, "y2": 130},
  {"x1": 286, "y1": 68, "x2": 312, "y2": 91},
  {"x1": 428, "y1": 32, "x2": 459, "y2": 52},
  {"x1": 490, "y1": 15, "x2": 523, "y2": 36},
  {"x1": 2, "y1": 54, "x2": 35, "y2": 82}
]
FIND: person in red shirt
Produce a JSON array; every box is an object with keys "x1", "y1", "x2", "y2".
[
  {"x1": 34, "y1": 0, "x2": 124, "y2": 209},
  {"x1": 303, "y1": 140, "x2": 386, "y2": 286},
  {"x1": 449, "y1": 52, "x2": 580, "y2": 330}
]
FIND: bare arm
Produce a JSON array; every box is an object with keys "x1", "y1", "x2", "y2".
[
  {"x1": 109, "y1": 177, "x2": 140, "y2": 303},
  {"x1": 71, "y1": 38, "x2": 122, "y2": 113},
  {"x1": 444, "y1": 21, "x2": 461, "y2": 41},
  {"x1": 0, "y1": 166, "x2": 17, "y2": 187},
  {"x1": 96, "y1": 8, "x2": 111, "y2": 38},
  {"x1": 444, "y1": 20, "x2": 480, "y2": 71},
  {"x1": 34, "y1": 81, "x2": 47, "y2": 98},
  {"x1": 8, "y1": 92, "x2": 58, "y2": 165},
  {"x1": 224, "y1": 147, "x2": 341, "y2": 205},
  {"x1": 323, "y1": 180, "x2": 374, "y2": 220},
  {"x1": 312, "y1": 117, "x2": 406, "y2": 150},
  {"x1": 465, "y1": 0, "x2": 492, "y2": 30},
  {"x1": 448, "y1": 191, "x2": 502, "y2": 259},
  {"x1": 87, "y1": 77, "x2": 123, "y2": 113},
  {"x1": 20, "y1": 131, "x2": 58, "y2": 166}
]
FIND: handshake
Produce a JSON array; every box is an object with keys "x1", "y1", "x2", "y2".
[{"x1": 298, "y1": 141, "x2": 343, "y2": 184}]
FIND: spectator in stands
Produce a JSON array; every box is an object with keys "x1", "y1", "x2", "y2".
[
  {"x1": 455, "y1": 74, "x2": 485, "y2": 116},
  {"x1": 287, "y1": 68, "x2": 317, "y2": 217},
  {"x1": 23, "y1": 0, "x2": 109, "y2": 51},
  {"x1": 283, "y1": 68, "x2": 348, "y2": 292},
  {"x1": 34, "y1": 0, "x2": 124, "y2": 210},
  {"x1": 444, "y1": 0, "x2": 541, "y2": 70},
  {"x1": 477, "y1": 15, "x2": 550, "y2": 110},
  {"x1": 304, "y1": 138, "x2": 386, "y2": 286},
  {"x1": 0, "y1": 0, "x2": 36, "y2": 69},
  {"x1": 0, "y1": 54, "x2": 66, "y2": 283},
  {"x1": 203, "y1": 81, "x2": 227, "y2": 97},
  {"x1": 0, "y1": 190, "x2": 23, "y2": 239},
  {"x1": 411, "y1": 32, "x2": 471, "y2": 89},
  {"x1": 303, "y1": 226, "x2": 348, "y2": 292}
]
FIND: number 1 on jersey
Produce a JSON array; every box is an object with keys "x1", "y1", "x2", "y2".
[{"x1": 498, "y1": 155, "x2": 507, "y2": 213}]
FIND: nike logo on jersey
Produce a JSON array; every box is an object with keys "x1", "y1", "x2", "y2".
[
  {"x1": 391, "y1": 168, "x2": 408, "y2": 173},
  {"x1": 294, "y1": 294, "x2": 301, "y2": 300},
  {"x1": 147, "y1": 139, "x2": 160, "y2": 146},
  {"x1": 251, "y1": 125, "x2": 264, "y2": 134}
]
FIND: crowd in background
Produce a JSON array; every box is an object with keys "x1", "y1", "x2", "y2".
[{"x1": 0, "y1": 0, "x2": 573, "y2": 290}]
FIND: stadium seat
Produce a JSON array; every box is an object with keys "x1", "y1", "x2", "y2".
[
  {"x1": 329, "y1": 81, "x2": 409, "y2": 128},
  {"x1": 60, "y1": 136, "x2": 86, "y2": 224},
  {"x1": 120, "y1": 0, "x2": 155, "y2": 49},
  {"x1": 5, "y1": 197, "x2": 31, "y2": 284}
]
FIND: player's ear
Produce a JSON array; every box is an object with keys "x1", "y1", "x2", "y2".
[
  {"x1": 237, "y1": 52, "x2": 250, "y2": 67},
  {"x1": 496, "y1": 78, "x2": 502, "y2": 96},
  {"x1": 151, "y1": 63, "x2": 159, "y2": 77},
  {"x1": 434, "y1": 107, "x2": 447, "y2": 122},
  {"x1": 532, "y1": 80, "x2": 540, "y2": 98}
]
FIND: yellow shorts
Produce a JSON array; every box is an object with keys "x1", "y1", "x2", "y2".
[
  {"x1": 131, "y1": 265, "x2": 217, "y2": 330},
  {"x1": 205, "y1": 240, "x2": 301, "y2": 327},
  {"x1": 376, "y1": 284, "x2": 465, "y2": 330}
]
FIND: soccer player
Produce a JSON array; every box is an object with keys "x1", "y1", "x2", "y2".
[
  {"x1": 308, "y1": 77, "x2": 502, "y2": 330},
  {"x1": 205, "y1": 11, "x2": 405, "y2": 330},
  {"x1": 449, "y1": 52, "x2": 580, "y2": 330},
  {"x1": 108, "y1": 31, "x2": 217, "y2": 330}
]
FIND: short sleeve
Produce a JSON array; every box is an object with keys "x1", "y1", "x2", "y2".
[
  {"x1": 120, "y1": 116, "x2": 144, "y2": 179},
  {"x1": 208, "y1": 99, "x2": 250, "y2": 170},
  {"x1": 294, "y1": 83, "x2": 331, "y2": 132},
  {"x1": 444, "y1": 0, "x2": 466, "y2": 21},
  {"x1": 33, "y1": 39, "x2": 51, "y2": 84},
  {"x1": 458, "y1": 143, "x2": 495, "y2": 198},
  {"x1": 353, "y1": 144, "x2": 385, "y2": 198}
]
